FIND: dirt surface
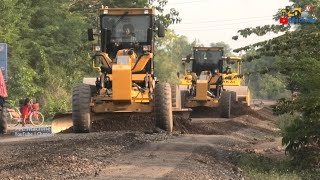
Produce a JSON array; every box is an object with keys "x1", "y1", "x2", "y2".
[{"x1": 0, "y1": 100, "x2": 283, "y2": 180}]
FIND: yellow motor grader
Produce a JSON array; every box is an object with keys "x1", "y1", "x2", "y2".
[
  {"x1": 222, "y1": 56, "x2": 251, "y2": 106},
  {"x1": 52, "y1": 6, "x2": 189, "y2": 133},
  {"x1": 181, "y1": 47, "x2": 232, "y2": 118}
]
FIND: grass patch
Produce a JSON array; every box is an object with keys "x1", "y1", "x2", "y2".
[
  {"x1": 230, "y1": 153, "x2": 320, "y2": 180},
  {"x1": 276, "y1": 113, "x2": 296, "y2": 132}
]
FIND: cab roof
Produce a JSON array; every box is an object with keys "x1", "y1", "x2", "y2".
[
  {"x1": 99, "y1": 6, "x2": 156, "y2": 15},
  {"x1": 193, "y1": 47, "x2": 224, "y2": 51}
]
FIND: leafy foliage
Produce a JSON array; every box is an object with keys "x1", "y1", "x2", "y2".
[
  {"x1": 210, "y1": 42, "x2": 233, "y2": 56},
  {"x1": 154, "y1": 29, "x2": 195, "y2": 84},
  {"x1": 69, "y1": 0, "x2": 181, "y2": 28},
  {"x1": 233, "y1": 0, "x2": 320, "y2": 166},
  {"x1": 0, "y1": 0, "x2": 181, "y2": 119}
]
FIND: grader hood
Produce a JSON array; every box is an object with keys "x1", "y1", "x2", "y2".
[{"x1": 112, "y1": 60, "x2": 132, "y2": 101}]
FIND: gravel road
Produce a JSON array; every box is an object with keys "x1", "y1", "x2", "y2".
[{"x1": 0, "y1": 102, "x2": 281, "y2": 180}]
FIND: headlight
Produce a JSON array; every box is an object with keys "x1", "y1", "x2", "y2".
[
  {"x1": 143, "y1": 45, "x2": 151, "y2": 52},
  {"x1": 214, "y1": 69, "x2": 219, "y2": 73},
  {"x1": 94, "y1": 46, "x2": 101, "y2": 52}
]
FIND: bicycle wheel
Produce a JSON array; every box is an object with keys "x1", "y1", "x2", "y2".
[{"x1": 29, "y1": 111, "x2": 44, "y2": 126}]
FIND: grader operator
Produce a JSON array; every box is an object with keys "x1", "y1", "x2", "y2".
[
  {"x1": 52, "y1": 6, "x2": 189, "y2": 134},
  {"x1": 181, "y1": 47, "x2": 232, "y2": 118}
]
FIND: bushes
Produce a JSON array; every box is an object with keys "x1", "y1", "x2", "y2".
[
  {"x1": 282, "y1": 116, "x2": 320, "y2": 167},
  {"x1": 274, "y1": 94, "x2": 320, "y2": 168}
]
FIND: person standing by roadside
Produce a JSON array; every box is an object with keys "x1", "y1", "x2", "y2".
[{"x1": 21, "y1": 98, "x2": 32, "y2": 127}]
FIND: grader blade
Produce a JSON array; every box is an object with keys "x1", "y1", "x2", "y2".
[
  {"x1": 51, "y1": 112, "x2": 73, "y2": 134},
  {"x1": 223, "y1": 86, "x2": 251, "y2": 106}
]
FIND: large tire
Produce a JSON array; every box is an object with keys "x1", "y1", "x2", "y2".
[
  {"x1": 0, "y1": 97, "x2": 8, "y2": 134},
  {"x1": 220, "y1": 91, "x2": 231, "y2": 118},
  {"x1": 231, "y1": 91, "x2": 237, "y2": 102},
  {"x1": 154, "y1": 83, "x2": 173, "y2": 133},
  {"x1": 171, "y1": 84, "x2": 177, "y2": 107},
  {"x1": 72, "y1": 84, "x2": 92, "y2": 133},
  {"x1": 0, "y1": 109, "x2": 7, "y2": 134},
  {"x1": 180, "y1": 90, "x2": 188, "y2": 109}
]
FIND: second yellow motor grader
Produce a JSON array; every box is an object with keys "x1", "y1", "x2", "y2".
[{"x1": 181, "y1": 47, "x2": 232, "y2": 118}]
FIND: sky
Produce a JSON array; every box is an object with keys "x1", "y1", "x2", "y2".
[{"x1": 162, "y1": 0, "x2": 293, "y2": 51}]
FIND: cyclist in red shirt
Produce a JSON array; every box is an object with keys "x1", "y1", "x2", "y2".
[{"x1": 21, "y1": 98, "x2": 31, "y2": 126}]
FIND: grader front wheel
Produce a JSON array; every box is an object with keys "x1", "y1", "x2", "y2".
[
  {"x1": 72, "y1": 84, "x2": 92, "y2": 133},
  {"x1": 220, "y1": 91, "x2": 231, "y2": 118},
  {"x1": 154, "y1": 83, "x2": 173, "y2": 133}
]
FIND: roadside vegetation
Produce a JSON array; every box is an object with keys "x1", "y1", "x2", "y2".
[{"x1": 233, "y1": 0, "x2": 320, "y2": 173}]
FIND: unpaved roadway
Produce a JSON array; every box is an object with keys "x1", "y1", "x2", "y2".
[{"x1": 0, "y1": 102, "x2": 282, "y2": 180}]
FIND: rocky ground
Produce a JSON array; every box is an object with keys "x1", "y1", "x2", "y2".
[{"x1": 0, "y1": 101, "x2": 284, "y2": 180}]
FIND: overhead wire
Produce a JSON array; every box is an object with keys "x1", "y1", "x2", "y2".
[
  {"x1": 175, "y1": 16, "x2": 274, "y2": 25},
  {"x1": 172, "y1": 18, "x2": 275, "y2": 30},
  {"x1": 163, "y1": 1, "x2": 278, "y2": 32},
  {"x1": 166, "y1": 0, "x2": 207, "y2": 5},
  {"x1": 170, "y1": 25, "x2": 281, "y2": 32},
  {"x1": 162, "y1": 0, "x2": 283, "y2": 49}
]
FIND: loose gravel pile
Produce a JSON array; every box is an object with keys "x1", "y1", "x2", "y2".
[
  {"x1": 0, "y1": 132, "x2": 172, "y2": 180},
  {"x1": 57, "y1": 102, "x2": 275, "y2": 135}
]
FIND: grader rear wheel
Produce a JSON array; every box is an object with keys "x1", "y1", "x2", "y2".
[
  {"x1": 0, "y1": 110, "x2": 7, "y2": 134},
  {"x1": 72, "y1": 84, "x2": 93, "y2": 133},
  {"x1": 155, "y1": 83, "x2": 173, "y2": 133},
  {"x1": 220, "y1": 91, "x2": 231, "y2": 118},
  {"x1": 0, "y1": 97, "x2": 8, "y2": 134},
  {"x1": 171, "y1": 84, "x2": 177, "y2": 107}
]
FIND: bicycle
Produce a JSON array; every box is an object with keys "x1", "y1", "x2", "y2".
[{"x1": 7, "y1": 103, "x2": 45, "y2": 126}]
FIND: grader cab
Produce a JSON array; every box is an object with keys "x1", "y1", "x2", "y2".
[
  {"x1": 222, "y1": 57, "x2": 251, "y2": 106},
  {"x1": 181, "y1": 47, "x2": 232, "y2": 118},
  {"x1": 52, "y1": 6, "x2": 190, "y2": 134}
]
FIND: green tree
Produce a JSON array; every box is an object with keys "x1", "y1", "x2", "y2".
[
  {"x1": 69, "y1": 0, "x2": 181, "y2": 28},
  {"x1": 210, "y1": 42, "x2": 233, "y2": 56},
  {"x1": 0, "y1": 0, "x2": 92, "y2": 118},
  {"x1": 154, "y1": 29, "x2": 195, "y2": 84},
  {"x1": 232, "y1": 0, "x2": 320, "y2": 166}
]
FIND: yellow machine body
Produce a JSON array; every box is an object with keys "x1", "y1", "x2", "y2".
[
  {"x1": 112, "y1": 64, "x2": 132, "y2": 101},
  {"x1": 91, "y1": 50, "x2": 154, "y2": 112},
  {"x1": 281, "y1": 6, "x2": 302, "y2": 17},
  {"x1": 51, "y1": 6, "x2": 190, "y2": 133},
  {"x1": 185, "y1": 71, "x2": 220, "y2": 108},
  {"x1": 180, "y1": 47, "x2": 224, "y2": 108},
  {"x1": 222, "y1": 56, "x2": 251, "y2": 106},
  {"x1": 180, "y1": 74, "x2": 192, "y2": 85}
]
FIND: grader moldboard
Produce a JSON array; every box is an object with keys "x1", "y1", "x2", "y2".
[
  {"x1": 51, "y1": 6, "x2": 190, "y2": 134},
  {"x1": 180, "y1": 47, "x2": 232, "y2": 118}
]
